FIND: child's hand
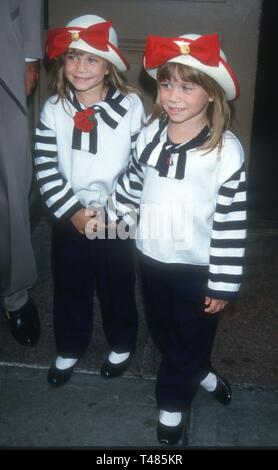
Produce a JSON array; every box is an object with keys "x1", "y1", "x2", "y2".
[
  {"x1": 70, "y1": 208, "x2": 93, "y2": 235},
  {"x1": 204, "y1": 296, "x2": 228, "y2": 314},
  {"x1": 86, "y1": 210, "x2": 107, "y2": 232}
]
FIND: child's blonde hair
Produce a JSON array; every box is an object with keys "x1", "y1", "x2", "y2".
[
  {"x1": 148, "y1": 62, "x2": 231, "y2": 153},
  {"x1": 48, "y1": 49, "x2": 141, "y2": 101}
]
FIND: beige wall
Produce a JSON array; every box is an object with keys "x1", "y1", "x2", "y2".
[{"x1": 38, "y1": 0, "x2": 262, "y2": 161}]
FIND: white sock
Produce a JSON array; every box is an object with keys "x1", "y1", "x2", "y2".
[
  {"x1": 200, "y1": 372, "x2": 217, "y2": 392},
  {"x1": 55, "y1": 356, "x2": 78, "y2": 370},
  {"x1": 159, "y1": 410, "x2": 182, "y2": 427},
  {"x1": 108, "y1": 351, "x2": 130, "y2": 364}
]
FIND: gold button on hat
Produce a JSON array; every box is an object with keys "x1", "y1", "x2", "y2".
[
  {"x1": 71, "y1": 32, "x2": 80, "y2": 41},
  {"x1": 180, "y1": 43, "x2": 190, "y2": 55}
]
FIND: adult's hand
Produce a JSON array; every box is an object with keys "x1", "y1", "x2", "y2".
[{"x1": 25, "y1": 61, "x2": 40, "y2": 96}]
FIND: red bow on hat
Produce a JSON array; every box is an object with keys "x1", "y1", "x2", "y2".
[
  {"x1": 47, "y1": 21, "x2": 112, "y2": 59},
  {"x1": 145, "y1": 33, "x2": 221, "y2": 69}
]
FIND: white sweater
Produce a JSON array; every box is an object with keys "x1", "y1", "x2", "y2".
[
  {"x1": 107, "y1": 118, "x2": 247, "y2": 300},
  {"x1": 34, "y1": 86, "x2": 145, "y2": 219}
]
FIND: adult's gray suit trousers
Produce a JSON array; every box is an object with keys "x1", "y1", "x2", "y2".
[{"x1": 0, "y1": 85, "x2": 37, "y2": 307}]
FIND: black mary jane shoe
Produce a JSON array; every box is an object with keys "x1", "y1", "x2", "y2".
[
  {"x1": 5, "y1": 298, "x2": 40, "y2": 346},
  {"x1": 210, "y1": 373, "x2": 232, "y2": 405},
  {"x1": 100, "y1": 357, "x2": 131, "y2": 378},
  {"x1": 157, "y1": 421, "x2": 185, "y2": 446},
  {"x1": 47, "y1": 362, "x2": 75, "y2": 386}
]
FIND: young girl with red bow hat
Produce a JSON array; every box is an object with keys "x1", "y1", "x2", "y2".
[
  {"x1": 105, "y1": 33, "x2": 246, "y2": 444},
  {"x1": 34, "y1": 15, "x2": 145, "y2": 386}
]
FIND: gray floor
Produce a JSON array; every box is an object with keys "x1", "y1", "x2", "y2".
[
  {"x1": 1, "y1": 218, "x2": 278, "y2": 386},
  {"x1": 1, "y1": 364, "x2": 278, "y2": 448}
]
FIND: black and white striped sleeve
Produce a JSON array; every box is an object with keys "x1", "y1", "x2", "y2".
[
  {"x1": 207, "y1": 163, "x2": 247, "y2": 300},
  {"x1": 107, "y1": 94, "x2": 145, "y2": 225},
  {"x1": 106, "y1": 145, "x2": 145, "y2": 227},
  {"x1": 34, "y1": 119, "x2": 82, "y2": 219}
]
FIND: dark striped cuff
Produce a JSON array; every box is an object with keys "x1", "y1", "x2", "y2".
[{"x1": 206, "y1": 287, "x2": 239, "y2": 301}]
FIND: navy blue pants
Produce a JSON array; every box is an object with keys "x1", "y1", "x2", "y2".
[
  {"x1": 139, "y1": 253, "x2": 218, "y2": 412},
  {"x1": 51, "y1": 220, "x2": 138, "y2": 358}
]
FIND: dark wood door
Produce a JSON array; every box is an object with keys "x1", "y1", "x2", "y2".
[{"x1": 248, "y1": 0, "x2": 277, "y2": 226}]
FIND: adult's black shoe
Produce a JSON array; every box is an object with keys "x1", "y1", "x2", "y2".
[
  {"x1": 100, "y1": 356, "x2": 131, "y2": 378},
  {"x1": 47, "y1": 362, "x2": 75, "y2": 386},
  {"x1": 157, "y1": 421, "x2": 185, "y2": 446},
  {"x1": 209, "y1": 371, "x2": 232, "y2": 405},
  {"x1": 5, "y1": 298, "x2": 40, "y2": 346}
]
